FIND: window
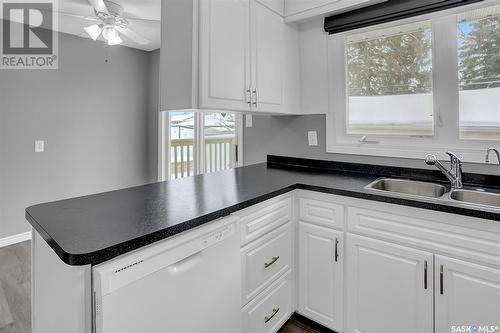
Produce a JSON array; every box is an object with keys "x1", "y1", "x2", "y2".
[
  {"x1": 164, "y1": 112, "x2": 242, "y2": 180},
  {"x1": 347, "y1": 22, "x2": 434, "y2": 136},
  {"x1": 204, "y1": 113, "x2": 238, "y2": 173},
  {"x1": 327, "y1": 3, "x2": 500, "y2": 163},
  {"x1": 458, "y1": 7, "x2": 500, "y2": 140}
]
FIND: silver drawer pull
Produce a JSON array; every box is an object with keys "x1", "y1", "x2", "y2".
[
  {"x1": 264, "y1": 308, "x2": 280, "y2": 324},
  {"x1": 264, "y1": 256, "x2": 280, "y2": 269}
]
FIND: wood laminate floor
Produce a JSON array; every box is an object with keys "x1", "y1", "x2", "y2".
[
  {"x1": 278, "y1": 316, "x2": 330, "y2": 333},
  {"x1": 0, "y1": 241, "x2": 30, "y2": 333}
]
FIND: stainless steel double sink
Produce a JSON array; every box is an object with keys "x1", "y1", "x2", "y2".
[{"x1": 366, "y1": 178, "x2": 500, "y2": 209}]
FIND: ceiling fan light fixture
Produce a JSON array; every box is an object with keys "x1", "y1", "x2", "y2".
[
  {"x1": 102, "y1": 24, "x2": 118, "y2": 40},
  {"x1": 84, "y1": 24, "x2": 102, "y2": 40},
  {"x1": 107, "y1": 34, "x2": 123, "y2": 45}
]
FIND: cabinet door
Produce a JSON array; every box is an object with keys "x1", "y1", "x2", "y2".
[
  {"x1": 199, "y1": 0, "x2": 251, "y2": 111},
  {"x1": 435, "y1": 256, "x2": 500, "y2": 333},
  {"x1": 346, "y1": 234, "x2": 433, "y2": 333},
  {"x1": 250, "y1": 0, "x2": 284, "y2": 113},
  {"x1": 298, "y1": 222, "x2": 343, "y2": 331}
]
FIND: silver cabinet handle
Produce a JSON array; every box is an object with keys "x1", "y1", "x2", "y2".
[
  {"x1": 440, "y1": 265, "x2": 444, "y2": 295},
  {"x1": 264, "y1": 256, "x2": 279, "y2": 269},
  {"x1": 424, "y1": 260, "x2": 428, "y2": 290},
  {"x1": 264, "y1": 308, "x2": 280, "y2": 323},
  {"x1": 334, "y1": 238, "x2": 339, "y2": 262},
  {"x1": 245, "y1": 88, "x2": 251, "y2": 105},
  {"x1": 252, "y1": 88, "x2": 258, "y2": 108}
]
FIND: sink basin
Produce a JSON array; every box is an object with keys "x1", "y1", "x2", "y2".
[
  {"x1": 450, "y1": 189, "x2": 500, "y2": 208},
  {"x1": 366, "y1": 178, "x2": 447, "y2": 199}
]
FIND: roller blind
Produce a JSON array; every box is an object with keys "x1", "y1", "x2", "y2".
[{"x1": 324, "y1": 0, "x2": 484, "y2": 34}]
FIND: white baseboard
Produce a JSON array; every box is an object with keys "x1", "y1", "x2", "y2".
[{"x1": 0, "y1": 231, "x2": 32, "y2": 248}]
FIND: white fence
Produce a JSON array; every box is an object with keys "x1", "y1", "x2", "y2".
[{"x1": 348, "y1": 87, "x2": 500, "y2": 128}]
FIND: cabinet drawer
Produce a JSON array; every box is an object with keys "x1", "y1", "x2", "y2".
[
  {"x1": 242, "y1": 271, "x2": 292, "y2": 333},
  {"x1": 347, "y1": 206, "x2": 500, "y2": 267},
  {"x1": 242, "y1": 223, "x2": 292, "y2": 305},
  {"x1": 234, "y1": 195, "x2": 292, "y2": 246},
  {"x1": 298, "y1": 196, "x2": 344, "y2": 229}
]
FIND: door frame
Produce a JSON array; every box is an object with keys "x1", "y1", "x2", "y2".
[{"x1": 158, "y1": 111, "x2": 244, "y2": 181}]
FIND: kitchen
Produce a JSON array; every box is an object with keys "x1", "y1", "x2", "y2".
[{"x1": 0, "y1": 0, "x2": 499, "y2": 332}]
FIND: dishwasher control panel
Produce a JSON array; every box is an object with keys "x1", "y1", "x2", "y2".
[{"x1": 203, "y1": 223, "x2": 235, "y2": 248}]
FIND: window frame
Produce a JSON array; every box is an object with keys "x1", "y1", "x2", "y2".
[{"x1": 326, "y1": 0, "x2": 500, "y2": 163}]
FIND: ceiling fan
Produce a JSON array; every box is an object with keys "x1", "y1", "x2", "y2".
[{"x1": 63, "y1": 0, "x2": 157, "y2": 46}]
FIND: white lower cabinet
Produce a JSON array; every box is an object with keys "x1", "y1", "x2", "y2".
[
  {"x1": 435, "y1": 255, "x2": 500, "y2": 333},
  {"x1": 346, "y1": 234, "x2": 434, "y2": 333},
  {"x1": 238, "y1": 195, "x2": 294, "y2": 333},
  {"x1": 239, "y1": 192, "x2": 500, "y2": 333},
  {"x1": 242, "y1": 271, "x2": 293, "y2": 333},
  {"x1": 241, "y1": 223, "x2": 292, "y2": 304},
  {"x1": 298, "y1": 222, "x2": 343, "y2": 332}
]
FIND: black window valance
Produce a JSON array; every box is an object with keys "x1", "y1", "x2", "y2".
[{"x1": 324, "y1": 0, "x2": 484, "y2": 34}]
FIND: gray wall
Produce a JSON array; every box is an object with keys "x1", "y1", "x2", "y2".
[
  {"x1": 243, "y1": 114, "x2": 500, "y2": 176},
  {"x1": 0, "y1": 32, "x2": 158, "y2": 239}
]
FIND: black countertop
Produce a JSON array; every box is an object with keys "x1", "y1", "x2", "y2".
[{"x1": 26, "y1": 155, "x2": 500, "y2": 266}]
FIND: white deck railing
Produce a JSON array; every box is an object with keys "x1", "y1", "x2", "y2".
[{"x1": 170, "y1": 136, "x2": 235, "y2": 179}]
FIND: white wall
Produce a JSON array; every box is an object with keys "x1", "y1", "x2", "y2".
[{"x1": 0, "y1": 32, "x2": 159, "y2": 239}]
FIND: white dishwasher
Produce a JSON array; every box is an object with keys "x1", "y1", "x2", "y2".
[{"x1": 92, "y1": 216, "x2": 241, "y2": 333}]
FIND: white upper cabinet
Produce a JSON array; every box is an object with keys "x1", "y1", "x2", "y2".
[
  {"x1": 435, "y1": 255, "x2": 500, "y2": 333},
  {"x1": 250, "y1": 0, "x2": 284, "y2": 113},
  {"x1": 346, "y1": 234, "x2": 434, "y2": 333},
  {"x1": 199, "y1": 0, "x2": 300, "y2": 114},
  {"x1": 199, "y1": 0, "x2": 251, "y2": 111},
  {"x1": 284, "y1": 0, "x2": 383, "y2": 23}
]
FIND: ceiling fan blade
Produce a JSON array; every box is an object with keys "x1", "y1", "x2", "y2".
[
  {"x1": 122, "y1": 17, "x2": 160, "y2": 23},
  {"x1": 55, "y1": 11, "x2": 99, "y2": 21},
  {"x1": 87, "y1": 0, "x2": 108, "y2": 14},
  {"x1": 116, "y1": 27, "x2": 150, "y2": 45}
]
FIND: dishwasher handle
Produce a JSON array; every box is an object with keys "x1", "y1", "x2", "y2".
[{"x1": 167, "y1": 251, "x2": 203, "y2": 275}]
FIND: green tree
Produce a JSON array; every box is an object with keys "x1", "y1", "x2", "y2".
[
  {"x1": 347, "y1": 29, "x2": 433, "y2": 96},
  {"x1": 458, "y1": 16, "x2": 500, "y2": 90}
]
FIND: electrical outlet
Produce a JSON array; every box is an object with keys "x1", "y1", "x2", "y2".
[
  {"x1": 34, "y1": 140, "x2": 45, "y2": 153},
  {"x1": 245, "y1": 115, "x2": 253, "y2": 128},
  {"x1": 308, "y1": 131, "x2": 318, "y2": 146}
]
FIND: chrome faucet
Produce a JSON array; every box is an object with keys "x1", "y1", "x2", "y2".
[
  {"x1": 425, "y1": 152, "x2": 463, "y2": 189},
  {"x1": 485, "y1": 147, "x2": 500, "y2": 164}
]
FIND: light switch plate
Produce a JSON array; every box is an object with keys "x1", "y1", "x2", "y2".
[
  {"x1": 245, "y1": 115, "x2": 253, "y2": 128},
  {"x1": 34, "y1": 140, "x2": 45, "y2": 153},
  {"x1": 308, "y1": 131, "x2": 318, "y2": 146}
]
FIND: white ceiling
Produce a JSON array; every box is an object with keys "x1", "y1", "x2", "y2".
[{"x1": 56, "y1": 0, "x2": 161, "y2": 51}]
